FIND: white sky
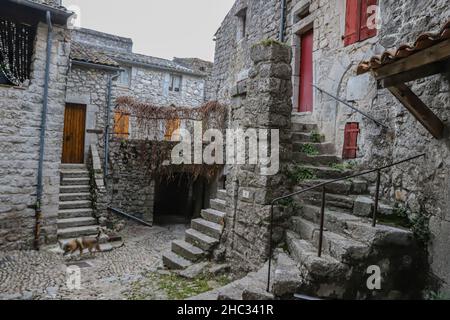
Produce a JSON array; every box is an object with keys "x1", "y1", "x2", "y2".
[{"x1": 63, "y1": 0, "x2": 236, "y2": 62}]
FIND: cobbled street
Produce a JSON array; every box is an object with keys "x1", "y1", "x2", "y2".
[{"x1": 0, "y1": 224, "x2": 188, "y2": 300}]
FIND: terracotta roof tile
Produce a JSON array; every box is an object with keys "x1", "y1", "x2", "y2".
[{"x1": 357, "y1": 19, "x2": 450, "y2": 75}]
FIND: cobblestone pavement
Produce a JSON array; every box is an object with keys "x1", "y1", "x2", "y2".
[{"x1": 0, "y1": 223, "x2": 186, "y2": 300}]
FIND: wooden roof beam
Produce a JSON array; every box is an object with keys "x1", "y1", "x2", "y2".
[
  {"x1": 388, "y1": 83, "x2": 445, "y2": 139},
  {"x1": 374, "y1": 39, "x2": 450, "y2": 81}
]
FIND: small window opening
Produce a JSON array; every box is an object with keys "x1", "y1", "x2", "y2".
[
  {"x1": 236, "y1": 8, "x2": 247, "y2": 41},
  {"x1": 343, "y1": 122, "x2": 360, "y2": 159},
  {"x1": 169, "y1": 74, "x2": 182, "y2": 92},
  {"x1": 118, "y1": 67, "x2": 131, "y2": 87}
]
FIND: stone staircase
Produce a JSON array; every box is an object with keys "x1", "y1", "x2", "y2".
[
  {"x1": 57, "y1": 164, "x2": 113, "y2": 252},
  {"x1": 268, "y1": 122, "x2": 423, "y2": 299},
  {"x1": 162, "y1": 189, "x2": 227, "y2": 270}
]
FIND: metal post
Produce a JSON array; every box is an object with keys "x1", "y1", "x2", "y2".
[
  {"x1": 373, "y1": 170, "x2": 381, "y2": 227},
  {"x1": 318, "y1": 187, "x2": 326, "y2": 257},
  {"x1": 267, "y1": 203, "x2": 274, "y2": 292}
]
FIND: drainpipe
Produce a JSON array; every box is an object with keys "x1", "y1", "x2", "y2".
[
  {"x1": 35, "y1": 11, "x2": 53, "y2": 250},
  {"x1": 104, "y1": 72, "x2": 121, "y2": 183},
  {"x1": 279, "y1": 0, "x2": 287, "y2": 43}
]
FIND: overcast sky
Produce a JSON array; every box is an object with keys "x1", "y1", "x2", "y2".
[{"x1": 63, "y1": 0, "x2": 236, "y2": 62}]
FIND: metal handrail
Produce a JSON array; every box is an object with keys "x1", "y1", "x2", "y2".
[
  {"x1": 312, "y1": 84, "x2": 389, "y2": 129},
  {"x1": 266, "y1": 153, "x2": 426, "y2": 292}
]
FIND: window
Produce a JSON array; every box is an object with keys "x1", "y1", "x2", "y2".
[
  {"x1": 0, "y1": 18, "x2": 36, "y2": 86},
  {"x1": 236, "y1": 8, "x2": 247, "y2": 41},
  {"x1": 169, "y1": 75, "x2": 182, "y2": 92},
  {"x1": 164, "y1": 119, "x2": 181, "y2": 141},
  {"x1": 343, "y1": 123, "x2": 360, "y2": 159},
  {"x1": 118, "y1": 67, "x2": 131, "y2": 87},
  {"x1": 343, "y1": 0, "x2": 378, "y2": 46},
  {"x1": 114, "y1": 111, "x2": 130, "y2": 139}
]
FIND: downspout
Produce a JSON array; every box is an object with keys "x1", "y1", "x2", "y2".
[
  {"x1": 104, "y1": 72, "x2": 121, "y2": 183},
  {"x1": 279, "y1": 0, "x2": 287, "y2": 43},
  {"x1": 35, "y1": 11, "x2": 53, "y2": 250}
]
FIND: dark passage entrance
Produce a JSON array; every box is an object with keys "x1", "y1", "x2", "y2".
[{"x1": 153, "y1": 174, "x2": 211, "y2": 225}]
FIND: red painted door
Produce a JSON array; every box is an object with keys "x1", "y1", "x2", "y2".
[
  {"x1": 299, "y1": 29, "x2": 314, "y2": 113},
  {"x1": 343, "y1": 123, "x2": 360, "y2": 159}
]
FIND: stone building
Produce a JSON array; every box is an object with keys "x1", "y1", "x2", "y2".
[
  {"x1": 0, "y1": 0, "x2": 72, "y2": 250},
  {"x1": 0, "y1": 0, "x2": 212, "y2": 250},
  {"x1": 195, "y1": 0, "x2": 450, "y2": 298}
]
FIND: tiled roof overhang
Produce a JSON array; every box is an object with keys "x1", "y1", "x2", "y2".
[
  {"x1": 357, "y1": 20, "x2": 450, "y2": 75},
  {"x1": 1, "y1": 0, "x2": 73, "y2": 25},
  {"x1": 70, "y1": 41, "x2": 120, "y2": 68}
]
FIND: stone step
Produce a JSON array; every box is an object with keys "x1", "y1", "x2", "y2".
[
  {"x1": 57, "y1": 217, "x2": 97, "y2": 229},
  {"x1": 295, "y1": 191, "x2": 355, "y2": 211},
  {"x1": 297, "y1": 165, "x2": 354, "y2": 179},
  {"x1": 162, "y1": 251, "x2": 193, "y2": 270},
  {"x1": 292, "y1": 132, "x2": 325, "y2": 143},
  {"x1": 272, "y1": 252, "x2": 302, "y2": 298},
  {"x1": 292, "y1": 123, "x2": 318, "y2": 133},
  {"x1": 59, "y1": 193, "x2": 91, "y2": 202},
  {"x1": 293, "y1": 153, "x2": 340, "y2": 165},
  {"x1": 286, "y1": 231, "x2": 348, "y2": 279},
  {"x1": 290, "y1": 217, "x2": 369, "y2": 263},
  {"x1": 297, "y1": 204, "x2": 413, "y2": 246},
  {"x1": 61, "y1": 164, "x2": 87, "y2": 170},
  {"x1": 210, "y1": 198, "x2": 227, "y2": 212},
  {"x1": 353, "y1": 196, "x2": 394, "y2": 217},
  {"x1": 61, "y1": 170, "x2": 89, "y2": 179},
  {"x1": 57, "y1": 225, "x2": 100, "y2": 239},
  {"x1": 293, "y1": 142, "x2": 335, "y2": 155},
  {"x1": 201, "y1": 208, "x2": 226, "y2": 225},
  {"x1": 59, "y1": 200, "x2": 91, "y2": 210},
  {"x1": 58, "y1": 208, "x2": 93, "y2": 219},
  {"x1": 297, "y1": 178, "x2": 367, "y2": 195},
  {"x1": 185, "y1": 228, "x2": 219, "y2": 251},
  {"x1": 171, "y1": 240, "x2": 205, "y2": 262},
  {"x1": 216, "y1": 189, "x2": 227, "y2": 202},
  {"x1": 60, "y1": 185, "x2": 90, "y2": 194},
  {"x1": 191, "y1": 219, "x2": 223, "y2": 240},
  {"x1": 61, "y1": 177, "x2": 90, "y2": 186}
]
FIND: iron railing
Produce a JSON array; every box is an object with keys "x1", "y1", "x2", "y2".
[
  {"x1": 312, "y1": 84, "x2": 389, "y2": 129},
  {"x1": 266, "y1": 153, "x2": 426, "y2": 292}
]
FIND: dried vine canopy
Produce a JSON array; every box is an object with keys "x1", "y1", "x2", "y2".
[{"x1": 113, "y1": 97, "x2": 227, "y2": 182}]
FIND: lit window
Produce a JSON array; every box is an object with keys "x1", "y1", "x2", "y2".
[
  {"x1": 114, "y1": 111, "x2": 130, "y2": 139},
  {"x1": 169, "y1": 75, "x2": 182, "y2": 92},
  {"x1": 118, "y1": 67, "x2": 131, "y2": 87},
  {"x1": 0, "y1": 18, "x2": 36, "y2": 86}
]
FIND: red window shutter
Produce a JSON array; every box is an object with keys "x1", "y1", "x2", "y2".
[
  {"x1": 343, "y1": 123, "x2": 360, "y2": 159},
  {"x1": 344, "y1": 0, "x2": 361, "y2": 46},
  {"x1": 360, "y1": 0, "x2": 378, "y2": 41},
  {"x1": 298, "y1": 29, "x2": 314, "y2": 113}
]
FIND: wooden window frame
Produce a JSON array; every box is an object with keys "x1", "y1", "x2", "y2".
[{"x1": 344, "y1": 0, "x2": 378, "y2": 47}]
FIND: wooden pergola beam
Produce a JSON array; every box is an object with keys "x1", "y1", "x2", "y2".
[
  {"x1": 379, "y1": 59, "x2": 450, "y2": 88},
  {"x1": 388, "y1": 83, "x2": 445, "y2": 139},
  {"x1": 374, "y1": 39, "x2": 450, "y2": 80}
]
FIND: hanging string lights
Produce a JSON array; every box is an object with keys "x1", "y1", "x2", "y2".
[{"x1": 0, "y1": 18, "x2": 35, "y2": 86}]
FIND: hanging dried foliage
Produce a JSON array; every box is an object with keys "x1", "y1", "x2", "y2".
[{"x1": 112, "y1": 97, "x2": 228, "y2": 183}]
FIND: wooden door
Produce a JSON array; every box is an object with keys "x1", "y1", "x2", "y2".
[
  {"x1": 299, "y1": 29, "x2": 314, "y2": 113},
  {"x1": 343, "y1": 123, "x2": 360, "y2": 159},
  {"x1": 62, "y1": 104, "x2": 86, "y2": 164}
]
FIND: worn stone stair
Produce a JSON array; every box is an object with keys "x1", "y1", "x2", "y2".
[
  {"x1": 269, "y1": 121, "x2": 422, "y2": 299},
  {"x1": 57, "y1": 164, "x2": 104, "y2": 244},
  {"x1": 162, "y1": 189, "x2": 227, "y2": 270}
]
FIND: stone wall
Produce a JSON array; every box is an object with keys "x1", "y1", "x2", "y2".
[
  {"x1": 0, "y1": 22, "x2": 70, "y2": 250},
  {"x1": 217, "y1": 42, "x2": 293, "y2": 274}
]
